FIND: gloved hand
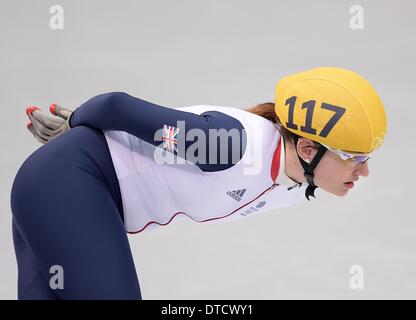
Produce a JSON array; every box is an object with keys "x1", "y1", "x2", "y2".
[{"x1": 26, "y1": 104, "x2": 73, "y2": 144}]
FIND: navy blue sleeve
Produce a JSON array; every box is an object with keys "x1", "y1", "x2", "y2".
[{"x1": 69, "y1": 92, "x2": 247, "y2": 172}]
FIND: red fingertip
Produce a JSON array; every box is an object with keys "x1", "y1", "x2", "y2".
[
  {"x1": 26, "y1": 106, "x2": 33, "y2": 116},
  {"x1": 50, "y1": 103, "x2": 57, "y2": 115},
  {"x1": 26, "y1": 106, "x2": 41, "y2": 116}
]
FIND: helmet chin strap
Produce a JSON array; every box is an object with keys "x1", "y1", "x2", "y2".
[{"x1": 292, "y1": 135, "x2": 327, "y2": 201}]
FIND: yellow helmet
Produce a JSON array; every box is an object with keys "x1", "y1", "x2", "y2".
[
  {"x1": 274, "y1": 66, "x2": 387, "y2": 200},
  {"x1": 274, "y1": 66, "x2": 387, "y2": 153}
]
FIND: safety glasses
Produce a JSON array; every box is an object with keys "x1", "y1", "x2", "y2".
[{"x1": 321, "y1": 143, "x2": 371, "y2": 165}]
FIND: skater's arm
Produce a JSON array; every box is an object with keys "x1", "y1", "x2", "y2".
[{"x1": 69, "y1": 92, "x2": 246, "y2": 172}]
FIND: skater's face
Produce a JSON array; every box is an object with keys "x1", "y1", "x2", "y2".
[
  {"x1": 312, "y1": 147, "x2": 370, "y2": 196},
  {"x1": 291, "y1": 138, "x2": 370, "y2": 196}
]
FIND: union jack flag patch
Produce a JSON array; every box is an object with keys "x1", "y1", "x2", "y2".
[{"x1": 162, "y1": 124, "x2": 179, "y2": 152}]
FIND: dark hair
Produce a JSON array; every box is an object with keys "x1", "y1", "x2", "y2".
[
  {"x1": 245, "y1": 102, "x2": 323, "y2": 151},
  {"x1": 244, "y1": 102, "x2": 296, "y2": 145}
]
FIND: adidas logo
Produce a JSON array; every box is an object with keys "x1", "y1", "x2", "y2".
[{"x1": 227, "y1": 189, "x2": 247, "y2": 201}]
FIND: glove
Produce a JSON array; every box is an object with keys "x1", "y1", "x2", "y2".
[{"x1": 26, "y1": 104, "x2": 73, "y2": 144}]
